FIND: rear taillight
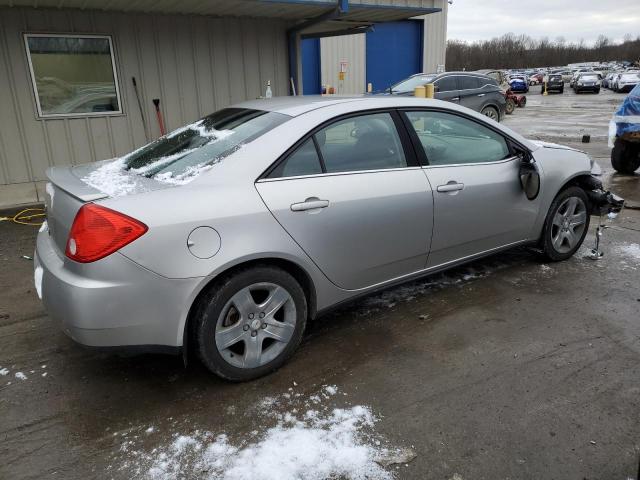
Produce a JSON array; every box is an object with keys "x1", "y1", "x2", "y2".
[{"x1": 66, "y1": 204, "x2": 148, "y2": 263}]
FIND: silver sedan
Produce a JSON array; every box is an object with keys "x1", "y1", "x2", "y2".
[{"x1": 34, "y1": 96, "x2": 622, "y2": 381}]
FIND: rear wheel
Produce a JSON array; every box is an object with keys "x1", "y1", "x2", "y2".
[
  {"x1": 195, "y1": 266, "x2": 307, "y2": 381},
  {"x1": 611, "y1": 138, "x2": 640, "y2": 174},
  {"x1": 505, "y1": 98, "x2": 516, "y2": 115},
  {"x1": 481, "y1": 106, "x2": 499, "y2": 122},
  {"x1": 541, "y1": 187, "x2": 590, "y2": 262}
]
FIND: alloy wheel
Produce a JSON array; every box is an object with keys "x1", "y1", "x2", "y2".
[
  {"x1": 550, "y1": 197, "x2": 587, "y2": 254},
  {"x1": 215, "y1": 282, "x2": 296, "y2": 369}
]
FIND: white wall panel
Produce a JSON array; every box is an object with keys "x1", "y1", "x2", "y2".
[{"x1": 320, "y1": 34, "x2": 366, "y2": 94}]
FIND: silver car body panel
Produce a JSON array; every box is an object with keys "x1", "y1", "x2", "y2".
[{"x1": 35, "y1": 96, "x2": 592, "y2": 348}]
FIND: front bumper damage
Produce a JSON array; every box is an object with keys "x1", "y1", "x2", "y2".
[{"x1": 579, "y1": 175, "x2": 625, "y2": 216}]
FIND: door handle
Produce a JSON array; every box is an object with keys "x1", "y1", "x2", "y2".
[
  {"x1": 451, "y1": 97, "x2": 460, "y2": 101},
  {"x1": 477, "y1": 93, "x2": 486, "y2": 97},
  {"x1": 437, "y1": 182, "x2": 465, "y2": 193},
  {"x1": 290, "y1": 198, "x2": 329, "y2": 212}
]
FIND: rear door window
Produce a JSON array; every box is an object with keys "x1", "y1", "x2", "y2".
[
  {"x1": 268, "y1": 139, "x2": 322, "y2": 178},
  {"x1": 316, "y1": 113, "x2": 408, "y2": 173},
  {"x1": 458, "y1": 76, "x2": 480, "y2": 90},
  {"x1": 435, "y1": 76, "x2": 458, "y2": 92}
]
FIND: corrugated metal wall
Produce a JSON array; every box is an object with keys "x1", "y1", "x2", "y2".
[
  {"x1": 320, "y1": 34, "x2": 366, "y2": 95},
  {"x1": 318, "y1": 0, "x2": 447, "y2": 95},
  {"x1": 421, "y1": 0, "x2": 448, "y2": 73},
  {"x1": 0, "y1": 7, "x2": 289, "y2": 206}
]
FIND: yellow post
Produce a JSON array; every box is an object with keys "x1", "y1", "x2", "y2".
[
  {"x1": 414, "y1": 85, "x2": 427, "y2": 98},
  {"x1": 543, "y1": 79, "x2": 548, "y2": 96},
  {"x1": 425, "y1": 83, "x2": 435, "y2": 98}
]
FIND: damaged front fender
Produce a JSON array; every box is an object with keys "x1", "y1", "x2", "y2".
[{"x1": 575, "y1": 175, "x2": 625, "y2": 216}]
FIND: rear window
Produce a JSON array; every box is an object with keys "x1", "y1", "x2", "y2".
[
  {"x1": 549, "y1": 75, "x2": 562, "y2": 81},
  {"x1": 124, "y1": 108, "x2": 288, "y2": 181},
  {"x1": 580, "y1": 75, "x2": 599, "y2": 81}
]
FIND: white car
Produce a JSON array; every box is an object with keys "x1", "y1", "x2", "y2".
[{"x1": 614, "y1": 72, "x2": 640, "y2": 93}]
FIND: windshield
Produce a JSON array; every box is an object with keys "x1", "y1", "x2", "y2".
[
  {"x1": 391, "y1": 75, "x2": 436, "y2": 93},
  {"x1": 549, "y1": 75, "x2": 562, "y2": 81},
  {"x1": 124, "y1": 108, "x2": 288, "y2": 181},
  {"x1": 580, "y1": 75, "x2": 599, "y2": 81}
]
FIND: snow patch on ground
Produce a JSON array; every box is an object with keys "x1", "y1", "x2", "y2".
[
  {"x1": 0, "y1": 367, "x2": 8, "y2": 376},
  {"x1": 15, "y1": 372, "x2": 27, "y2": 380},
  {"x1": 113, "y1": 386, "x2": 400, "y2": 480}
]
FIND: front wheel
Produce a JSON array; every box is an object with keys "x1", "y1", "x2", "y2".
[
  {"x1": 195, "y1": 266, "x2": 307, "y2": 381},
  {"x1": 611, "y1": 138, "x2": 640, "y2": 174},
  {"x1": 541, "y1": 187, "x2": 590, "y2": 262}
]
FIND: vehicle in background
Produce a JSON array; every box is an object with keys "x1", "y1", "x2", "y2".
[
  {"x1": 529, "y1": 73, "x2": 544, "y2": 85},
  {"x1": 613, "y1": 72, "x2": 640, "y2": 93},
  {"x1": 34, "y1": 95, "x2": 624, "y2": 381},
  {"x1": 610, "y1": 84, "x2": 640, "y2": 174},
  {"x1": 602, "y1": 73, "x2": 617, "y2": 89},
  {"x1": 475, "y1": 69, "x2": 507, "y2": 87},
  {"x1": 541, "y1": 74, "x2": 564, "y2": 94},
  {"x1": 386, "y1": 72, "x2": 507, "y2": 122},
  {"x1": 573, "y1": 73, "x2": 601, "y2": 94},
  {"x1": 570, "y1": 69, "x2": 594, "y2": 87},
  {"x1": 508, "y1": 75, "x2": 529, "y2": 93},
  {"x1": 504, "y1": 88, "x2": 527, "y2": 115}
]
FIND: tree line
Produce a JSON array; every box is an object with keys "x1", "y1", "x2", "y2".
[{"x1": 446, "y1": 33, "x2": 640, "y2": 71}]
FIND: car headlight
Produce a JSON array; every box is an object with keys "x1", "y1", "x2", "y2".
[{"x1": 577, "y1": 82, "x2": 583, "y2": 86}]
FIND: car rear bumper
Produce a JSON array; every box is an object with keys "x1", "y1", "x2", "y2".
[
  {"x1": 575, "y1": 86, "x2": 599, "y2": 92},
  {"x1": 35, "y1": 229, "x2": 201, "y2": 348}
]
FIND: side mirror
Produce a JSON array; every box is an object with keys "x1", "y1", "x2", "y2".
[
  {"x1": 519, "y1": 154, "x2": 540, "y2": 200},
  {"x1": 433, "y1": 85, "x2": 440, "y2": 93}
]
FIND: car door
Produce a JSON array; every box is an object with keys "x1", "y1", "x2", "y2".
[
  {"x1": 401, "y1": 109, "x2": 542, "y2": 268},
  {"x1": 457, "y1": 75, "x2": 483, "y2": 112},
  {"x1": 256, "y1": 111, "x2": 434, "y2": 291},
  {"x1": 434, "y1": 76, "x2": 460, "y2": 105}
]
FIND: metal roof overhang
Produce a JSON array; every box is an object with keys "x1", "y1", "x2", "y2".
[{"x1": 0, "y1": 0, "x2": 441, "y2": 37}]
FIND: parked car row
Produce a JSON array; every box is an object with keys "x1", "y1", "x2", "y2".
[{"x1": 603, "y1": 71, "x2": 640, "y2": 93}]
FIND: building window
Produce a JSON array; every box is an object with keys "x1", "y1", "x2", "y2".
[{"x1": 24, "y1": 34, "x2": 122, "y2": 118}]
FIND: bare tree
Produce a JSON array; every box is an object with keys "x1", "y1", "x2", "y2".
[{"x1": 446, "y1": 34, "x2": 640, "y2": 70}]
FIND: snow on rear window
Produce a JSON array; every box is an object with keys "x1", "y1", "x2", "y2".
[{"x1": 82, "y1": 108, "x2": 288, "y2": 196}]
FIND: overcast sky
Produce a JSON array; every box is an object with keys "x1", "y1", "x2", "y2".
[{"x1": 447, "y1": 0, "x2": 640, "y2": 44}]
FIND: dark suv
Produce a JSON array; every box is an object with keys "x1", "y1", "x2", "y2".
[
  {"x1": 386, "y1": 72, "x2": 507, "y2": 122},
  {"x1": 541, "y1": 74, "x2": 564, "y2": 94}
]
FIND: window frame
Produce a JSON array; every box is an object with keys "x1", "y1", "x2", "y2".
[
  {"x1": 260, "y1": 109, "x2": 420, "y2": 181},
  {"x1": 398, "y1": 108, "x2": 530, "y2": 168},
  {"x1": 23, "y1": 33, "x2": 123, "y2": 119}
]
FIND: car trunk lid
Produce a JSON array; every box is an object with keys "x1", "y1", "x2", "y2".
[{"x1": 44, "y1": 163, "x2": 162, "y2": 255}]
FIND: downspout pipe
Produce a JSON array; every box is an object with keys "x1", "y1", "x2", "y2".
[{"x1": 287, "y1": 0, "x2": 349, "y2": 95}]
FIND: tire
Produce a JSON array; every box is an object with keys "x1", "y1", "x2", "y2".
[
  {"x1": 195, "y1": 265, "x2": 307, "y2": 381},
  {"x1": 481, "y1": 106, "x2": 499, "y2": 122},
  {"x1": 519, "y1": 96, "x2": 527, "y2": 107},
  {"x1": 560, "y1": 87, "x2": 564, "y2": 94},
  {"x1": 505, "y1": 98, "x2": 516, "y2": 115},
  {"x1": 595, "y1": 89, "x2": 600, "y2": 94},
  {"x1": 541, "y1": 85, "x2": 546, "y2": 94},
  {"x1": 541, "y1": 187, "x2": 590, "y2": 262},
  {"x1": 611, "y1": 138, "x2": 640, "y2": 174}
]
